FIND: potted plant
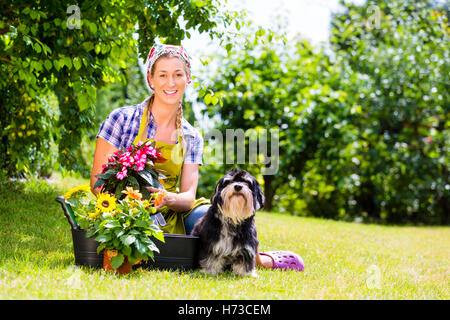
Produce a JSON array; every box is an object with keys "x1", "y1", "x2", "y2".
[
  {"x1": 93, "y1": 139, "x2": 168, "y2": 200},
  {"x1": 64, "y1": 185, "x2": 166, "y2": 274}
]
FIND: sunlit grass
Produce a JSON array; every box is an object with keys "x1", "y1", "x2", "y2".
[{"x1": 0, "y1": 174, "x2": 448, "y2": 299}]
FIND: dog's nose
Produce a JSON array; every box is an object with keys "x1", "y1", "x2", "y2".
[{"x1": 234, "y1": 184, "x2": 242, "y2": 191}]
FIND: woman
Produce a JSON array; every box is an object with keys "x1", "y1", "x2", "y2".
[{"x1": 90, "y1": 44, "x2": 304, "y2": 271}]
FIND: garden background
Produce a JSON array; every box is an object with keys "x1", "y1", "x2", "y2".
[{"x1": 0, "y1": 0, "x2": 448, "y2": 300}]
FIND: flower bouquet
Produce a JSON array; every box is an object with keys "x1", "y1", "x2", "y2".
[
  {"x1": 93, "y1": 140, "x2": 168, "y2": 200},
  {"x1": 64, "y1": 184, "x2": 165, "y2": 274}
]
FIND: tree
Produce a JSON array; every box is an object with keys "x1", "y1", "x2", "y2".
[
  {"x1": 330, "y1": 0, "x2": 449, "y2": 224},
  {"x1": 199, "y1": 25, "x2": 354, "y2": 212},
  {"x1": 0, "y1": 0, "x2": 237, "y2": 177}
]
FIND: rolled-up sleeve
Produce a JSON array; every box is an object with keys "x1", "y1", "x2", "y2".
[
  {"x1": 184, "y1": 131, "x2": 204, "y2": 165},
  {"x1": 96, "y1": 108, "x2": 124, "y2": 149}
]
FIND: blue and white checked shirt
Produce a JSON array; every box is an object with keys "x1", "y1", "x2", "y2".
[{"x1": 97, "y1": 97, "x2": 204, "y2": 165}]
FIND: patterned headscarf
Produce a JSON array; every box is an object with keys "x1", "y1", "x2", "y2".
[{"x1": 145, "y1": 44, "x2": 192, "y2": 91}]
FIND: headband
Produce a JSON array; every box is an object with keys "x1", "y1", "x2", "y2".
[{"x1": 145, "y1": 44, "x2": 192, "y2": 91}]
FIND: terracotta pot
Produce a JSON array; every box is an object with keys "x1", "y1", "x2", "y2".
[{"x1": 103, "y1": 250, "x2": 132, "y2": 275}]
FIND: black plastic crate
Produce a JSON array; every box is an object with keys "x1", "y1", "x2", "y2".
[
  {"x1": 71, "y1": 229, "x2": 199, "y2": 270},
  {"x1": 57, "y1": 197, "x2": 199, "y2": 271}
]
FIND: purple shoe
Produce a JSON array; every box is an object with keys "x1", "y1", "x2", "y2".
[{"x1": 259, "y1": 251, "x2": 305, "y2": 272}]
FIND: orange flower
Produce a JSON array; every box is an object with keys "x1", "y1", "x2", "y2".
[
  {"x1": 121, "y1": 186, "x2": 142, "y2": 201},
  {"x1": 154, "y1": 191, "x2": 166, "y2": 207}
]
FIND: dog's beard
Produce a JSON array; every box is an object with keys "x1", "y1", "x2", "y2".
[{"x1": 218, "y1": 185, "x2": 254, "y2": 224}]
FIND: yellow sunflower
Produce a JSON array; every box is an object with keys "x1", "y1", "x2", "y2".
[
  {"x1": 96, "y1": 193, "x2": 117, "y2": 213},
  {"x1": 63, "y1": 184, "x2": 91, "y2": 199},
  {"x1": 88, "y1": 208, "x2": 101, "y2": 219}
]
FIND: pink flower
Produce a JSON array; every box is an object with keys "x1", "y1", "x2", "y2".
[
  {"x1": 116, "y1": 167, "x2": 128, "y2": 180},
  {"x1": 144, "y1": 146, "x2": 157, "y2": 157},
  {"x1": 426, "y1": 137, "x2": 432, "y2": 143},
  {"x1": 119, "y1": 152, "x2": 134, "y2": 167},
  {"x1": 134, "y1": 150, "x2": 147, "y2": 171},
  {"x1": 136, "y1": 162, "x2": 146, "y2": 171}
]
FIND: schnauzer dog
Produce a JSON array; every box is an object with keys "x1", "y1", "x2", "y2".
[{"x1": 191, "y1": 168, "x2": 265, "y2": 277}]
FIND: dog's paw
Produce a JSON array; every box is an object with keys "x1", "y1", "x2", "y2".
[
  {"x1": 200, "y1": 268, "x2": 220, "y2": 277},
  {"x1": 250, "y1": 269, "x2": 258, "y2": 278}
]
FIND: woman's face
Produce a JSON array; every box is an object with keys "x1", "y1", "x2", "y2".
[{"x1": 148, "y1": 57, "x2": 188, "y2": 107}]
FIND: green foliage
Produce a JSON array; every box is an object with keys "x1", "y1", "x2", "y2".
[
  {"x1": 0, "y1": 0, "x2": 236, "y2": 178},
  {"x1": 329, "y1": 0, "x2": 449, "y2": 224},
  {"x1": 199, "y1": 22, "x2": 353, "y2": 212},
  {"x1": 199, "y1": 1, "x2": 449, "y2": 224}
]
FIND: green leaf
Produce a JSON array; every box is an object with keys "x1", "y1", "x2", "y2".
[
  {"x1": 225, "y1": 43, "x2": 233, "y2": 53},
  {"x1": 73, "y1": 57, "x2": 82, "y2": 70},
  {"x1": 33, "y1": 43, "x2": 41, "y2": 53},
  {"x1": 95, "y1": 234, "x2": 111, "y2": 243},
  {"x1": 104, "y1": 221, "x2": 120, "y2": 229},
  {"x1": 204, "y1": 93, "x2": 212, "y2": 105},
  {"x1": 147, "y1": 241, "x2": 160, "y2": 254},
  {"x1": 135, "y1": 239, "x2": 147, "y2": 254},
  {"x1": 93, "y1": 178, "x2": 106, "y2": 190},
  {"x1": 126, "y1": 175, "x2": 139, "y2": 190},
  {"x1": 64, "y1": 57, "x2": 72, "y2": 70},
  {"x1": 111, "y1": 253, "x2": 124, "y2": 269},
  {"x1": 77, "y1": 92, "x2": 89, "y2": 111},
  {"x1": 137, "y1": 170, "x2": 154, "y2": 186},
  {"x1": 153, "y1": 231, "x2": 165, "y2": 243},
  {"x1": 122, "y1": 245, "x2": 131, "y2": 257},
  {"x1": 134, "y1": 220, "x2": 149, "y2": 228},
  {"x1": 115, "y1": 179, "x2": 126, "y2": 199},
  {"x1": 82, "y1": 41, "x2": 94, "y2": 52},
  {"x1": 44, "y1": 60, "x2": 53, "y2": 71},
  {"x1": 123, "y1": 235, "x2": 136, "y2": 246},
  {"x1": 53, "y1": 60, "x2": 61, "y2": 71}
]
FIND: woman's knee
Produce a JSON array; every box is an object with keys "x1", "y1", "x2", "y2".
[{"x1": 184, "y1": 204, "x2": 211, "y2": 235}]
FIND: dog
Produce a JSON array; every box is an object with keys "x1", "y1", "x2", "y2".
[{"x1": 191, "y1": 168, "x2": 265, "y2": 277}]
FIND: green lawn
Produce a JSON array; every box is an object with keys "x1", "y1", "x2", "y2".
[{"x1": 0, "y1": 173, "x2": 448, "y2": 299}]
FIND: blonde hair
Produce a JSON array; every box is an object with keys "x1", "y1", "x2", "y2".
[{"x1": 146, "y1": 52, "x2": 187, "y2": 138}]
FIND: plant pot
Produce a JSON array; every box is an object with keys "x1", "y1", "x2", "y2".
[
  {"x1": 71, "y1": 228, "x2": 104, "y2": 268},
  {"x1": 103, "y1": 250, "x2": 132, "y2": 275}
]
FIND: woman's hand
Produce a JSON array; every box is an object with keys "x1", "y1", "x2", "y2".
[{"x1": 146, "y1": 186, "x2": 169, "y2": 211}]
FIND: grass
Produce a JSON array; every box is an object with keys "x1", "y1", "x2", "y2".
[{"x1": 0, "y1": 172, "x2": 448, "y2": 299}]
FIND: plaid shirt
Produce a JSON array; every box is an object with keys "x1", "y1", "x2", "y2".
[{"x1": 97, "y1": 97, "x2": 204, "y2": 165}]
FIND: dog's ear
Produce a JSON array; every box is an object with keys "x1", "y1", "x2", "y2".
[
  {"x1": 252, "y1": 178, "x2": 265, "y2": 211},
  {"x1": 211, "y1": 176, "x2": 225, "y2": 206}
]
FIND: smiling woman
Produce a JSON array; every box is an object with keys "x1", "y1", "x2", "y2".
[{"x1": 90, "y1": 44, "x2": 210, "y2": 236}]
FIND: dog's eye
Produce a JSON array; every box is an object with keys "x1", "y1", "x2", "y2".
[{"x1": 222, "y1": 180, "x2": 231, "y2": 187}]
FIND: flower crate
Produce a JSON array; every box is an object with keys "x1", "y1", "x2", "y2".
[{"x1": 57, "y1": 197, "x2": 199, "y2": 271}]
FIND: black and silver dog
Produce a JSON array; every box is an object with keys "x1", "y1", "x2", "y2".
[{"x1": 192, "y1": 168, "x2": 265, "y2": 277}]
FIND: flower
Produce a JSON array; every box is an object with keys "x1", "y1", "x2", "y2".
[
  {"x1": 154, "y1": 191, "x2": 166, "y2": 207},
  {"x1": 119, "y1": 152, "x2": 134, "y2": 167},
  {"x1": 121, "y1": 187, "x2": 142, "y2": 201},
  {"x1": 96, "y1": 193, "x2": 117, "y2": 213},
  {"x1": 64, "y1": 184, "x2": 91, "y2": 199},
  {"x1": 94, "y1": 139, "x2": 167, "y2": 200},
  {"x1": 116, "y1": 167, "x2": 128, "y2": 180},
  {"x1": 88, "y1": 208, "x2": 101, "y2": 219}
]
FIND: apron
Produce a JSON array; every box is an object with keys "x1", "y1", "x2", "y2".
[{"x1": 132, "y1": 103, "x2": 210, "y2": 235}]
